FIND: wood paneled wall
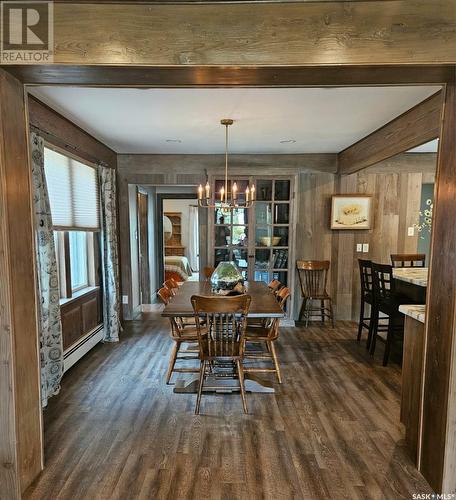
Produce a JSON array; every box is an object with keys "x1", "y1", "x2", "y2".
[
  {"x1": 291, "y1": 154, "x2": 436, "y2": 321},
  {"x1": 331, "y1": 155, "x2": 436, "y2": 320},
  {"x1": 295, "y1": 172, "x2": 336, "y2": 315},
  {"x1": 0, "y1": 70, "x2": 42, "y2": 499},
  {"x1": 60, "y1": 288, "x2": 102, "y2": 350},
  {"x1": 118, "y1": 153, "x2": 436, "y2": 321},
  {"x1": 118, "y1": 154, "x2": 337, "y2": 319}
]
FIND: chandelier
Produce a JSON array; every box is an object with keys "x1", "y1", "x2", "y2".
[{"x1": 198, "y1": 119, "x2": 255, "y2": 209}]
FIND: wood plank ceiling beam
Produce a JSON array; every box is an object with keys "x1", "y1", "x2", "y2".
[
  {"x1": 337, "y1": 91, "x2": 443, "y2": 175},
  {"x1": 46, "y1": 2, "x2": 456, "y2": 66},
  {"x1": 7, "y1": 65, "x2": 456, "y2": 87}
]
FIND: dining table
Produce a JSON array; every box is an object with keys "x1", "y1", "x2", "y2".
[{"x1": 162, "y1": 280, "x2": 285, "y2": 394}]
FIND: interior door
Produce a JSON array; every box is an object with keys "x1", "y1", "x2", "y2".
[{"x1": 137, "y1": 191, "x2": 151, "y2": 303}]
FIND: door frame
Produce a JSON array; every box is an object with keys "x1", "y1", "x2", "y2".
[
  {"x1": 156, "y1": 192, "x2": 199, "y2": 289},
  {"x1": 2, "y1": 62, "x2": 455, "y2": 498},
  {"x1": 136, "y1": 189, "x2": 151, "y2": 304}
]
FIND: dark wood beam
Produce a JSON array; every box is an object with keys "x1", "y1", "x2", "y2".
[
  {"x1": 0, "y1": 69, "x2": 42, "y2": 499},
  {"x1": 6, "y1": 65, "x2": 454, "y2": 87},
  {"x1": 338, "y1": 91, "x2": 443, "y2": 174},
  {"x1": 117, "y1": 154, "x2": 338, "y2": 174},
  {"x1": 421, "y1": 69, "x2": 456, "y2": 494},
  {"x1": 28, "y1": 95, "x2": 117, "y2": 167}
]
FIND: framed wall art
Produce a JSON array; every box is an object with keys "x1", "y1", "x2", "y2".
[{"x1": 331, "y1": 194, "x2": 373, "y2": 230}]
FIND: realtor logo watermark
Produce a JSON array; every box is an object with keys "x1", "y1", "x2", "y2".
[{"x1": 1, "y1": 1, "x2": 53, "y2": 63}]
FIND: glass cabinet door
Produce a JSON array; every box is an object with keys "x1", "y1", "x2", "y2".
[
  {"x1": 212, "y1": 176, "x2": 292, "y2": 289},
  {"x1": 213, "y1": 182, "x2": 250, "y2": 280},
  {"x1": 253, "y1": 179, "x2": 291, "y2": 287}
]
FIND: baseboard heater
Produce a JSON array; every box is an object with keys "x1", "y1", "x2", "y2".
[{"x1": 63, "y1": 325, "x2": 104, "y2": 373}]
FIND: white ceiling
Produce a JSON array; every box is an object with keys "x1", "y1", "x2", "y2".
[
  {"x1": 407, "y1": 139, "x2": 439, "y2": 153},
  {"x1": 29, "y1": 86, "x2": 441, "y2": 154}
]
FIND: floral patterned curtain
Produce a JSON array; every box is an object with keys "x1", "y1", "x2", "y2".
[
  {"x1": 30, "y1": 132, "x2": 64, "y2": 407},
  {"x1": 99, "y1": 165, "x2": 122, "y2": 342}
]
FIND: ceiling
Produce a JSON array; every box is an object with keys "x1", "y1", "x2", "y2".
[
  {"x1": 407, "y1": 139, "x2": 439, "y2": 153},
  {"x1": 29, "y1": 86, "x2": 441, "y2": 154}
]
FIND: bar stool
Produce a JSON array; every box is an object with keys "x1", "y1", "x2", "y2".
[
  {"x1": 370, "y1": 263, "x2": 405, "y2": 366},
  {"x1": 391, "y1": 253, "x2": 426, "y2": 268},
  {"x1": 357, "y1": 259, "x2": 374, "y2": 345},
  {"x1": 296, "y1": 260, "x2": 335, "y2": 327}
]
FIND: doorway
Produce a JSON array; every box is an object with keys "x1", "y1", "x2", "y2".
[{"x1": 157, "y1": 192, "x2": 199, "y2": 288}]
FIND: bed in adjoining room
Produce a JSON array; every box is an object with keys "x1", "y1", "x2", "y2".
[{"x1": 164, "y1": 255, "x2": 193, "y2": 282}]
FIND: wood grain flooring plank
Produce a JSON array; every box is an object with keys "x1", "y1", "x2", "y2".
[{"x1": 24, "y1": 315, "x2": 433, "y2": 500}]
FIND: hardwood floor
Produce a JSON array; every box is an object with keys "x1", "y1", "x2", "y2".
[{"x1": 25, "y1": 314, "x2": 433, "y2": 500}]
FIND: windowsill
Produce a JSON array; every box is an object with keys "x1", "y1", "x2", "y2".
[{"x1": 59, "y1": 286, "x2": 100, "y2": 306}]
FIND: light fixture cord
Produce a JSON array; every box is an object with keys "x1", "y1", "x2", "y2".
[{"x1": 225, "y1": 123, "x2": 228, "y2": 204}]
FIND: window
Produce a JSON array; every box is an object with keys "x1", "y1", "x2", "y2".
[
  {"x1": 69, "y1": 231, "x2": 89, "y2": 291},
  {"x1": 44, "y1": 147, "x2": 100, "y2": 230},
  {"x1": 44, "y1": 146, "x2": 101, "y2": 300}
]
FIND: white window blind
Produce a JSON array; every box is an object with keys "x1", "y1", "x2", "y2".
[{"x1": 44, "y1": 147, "x2": 100, "y2": 230}]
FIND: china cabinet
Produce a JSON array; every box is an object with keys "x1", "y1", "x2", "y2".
[{"x1": 209, "y1": 175, "x2": 296, "y2": 317}]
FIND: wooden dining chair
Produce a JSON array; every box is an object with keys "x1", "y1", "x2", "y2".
[
  {"x1": 244, "y1": 287, "x2": 289, "y2": 384},
  {"x1": 159, "y1": 284, "x2": 196, "y2": 328},
  {"x1": 164, "y1": 315, "x2": 204, "y2": 385},
  {"x1": 276, "y1": 286, "x2": 291, "y2": 309},
  {"x1": 191, "y1": 294, "x2": 251, "y2": 414},
  {"x1": 164, "y1": 278, "x2": 179, "y2": 296},
  {"x1": 203, "y1": 266, "x2": 215, "y2": 280},
  {"x1": 390, "y1": 253, "x2": 426, "y2": 268},
  {"x1": 296, "y1": 260, "x2": 335, "y2": 327},
  {"x1": 268, "y1": 279, "x2": 282, "y2": 293},
  {"x1": 157, "y1": 286, "x2": 172, "y2": 305},
  {"x1": 156, "y1": 286, "x2": 201, "y2": 383},
  {"x1": 244, "y1": 317, "x2": 282, "y2": 384}
]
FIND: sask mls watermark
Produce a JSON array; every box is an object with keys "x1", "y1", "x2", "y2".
[{"x1": 1, "y1": 1, "x2": 53, "y2": 63}]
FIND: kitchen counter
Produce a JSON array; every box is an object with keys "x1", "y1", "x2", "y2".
[
  {"x1": 399, "y1": 304, "x2": 426, "y2": 324},
  {"x1": 393, "y1": 267, "x2": 428, "y2": 287}
]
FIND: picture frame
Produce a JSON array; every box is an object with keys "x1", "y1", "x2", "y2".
[{"x1": 330, "y1": 194, "x2": 373, "y2": 230}]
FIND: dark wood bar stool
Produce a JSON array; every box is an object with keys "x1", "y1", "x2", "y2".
[
  {"x1": 357, "y1": 259, "x2": 389, "y2": 350},
  {"x1": 357, "y1": 259, "x2": 374, "y2": 346},
  {"x1": 296, "y1": 260, "x2": 335, "y2": 328},
  {"x1": 391, "y1": 253, "x2": 426, "y2": 268},
  {"x1": 370, "y1": 263, "x2": 406, "y2": 366}
]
